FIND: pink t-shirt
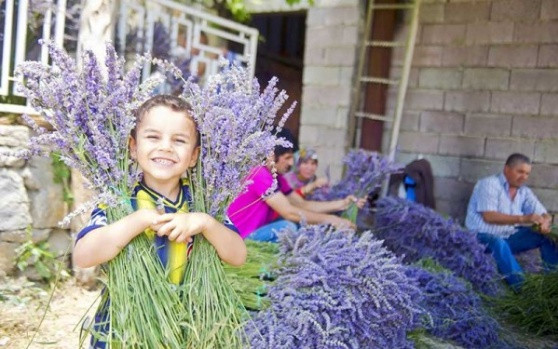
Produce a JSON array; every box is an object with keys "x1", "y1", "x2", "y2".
[{"x1": 227, "y1": 166, "x2": 292, "y2": 238}]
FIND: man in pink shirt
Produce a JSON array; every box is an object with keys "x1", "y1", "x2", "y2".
[{"x1": 227, "y1": 129, "x2": 361, "y2": 242}]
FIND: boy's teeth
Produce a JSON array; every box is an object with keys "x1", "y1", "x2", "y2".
[{"x1": 154, "y1": 158, "x2": 173, "y2": 165}]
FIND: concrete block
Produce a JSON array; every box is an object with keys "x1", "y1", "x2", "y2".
[
  {"x1": 442, "y1": 46, "x2": 488, "y2": 67},
  {"x1": 401, "y1": 111, "x2": 420, "y2": 132},
  {"x1": 303, "y1": 67, "x2": 341, "y2": 85},
  {"x1": 444, "y1": 91, "x2": 490, "y2": 112},
  {"x1": 405, "y1": 89, "x2": 445, "y2": 110},
  {"x1": 324, "y1": 47, "x2": 357, "y2": 67},
  {"x1": 439, "y1": 135, "x2": 485, "y2": 157},
  {"x1": 466, "y1": 22, "x2": 514, "y2": 45},
  {"x1": 529, "y1": 164, "x2": 558, "y2": 188},
  {"x1": 510, "y1": 69, "x2": 558, "y2": 92},
  {"x1": 335, "y1": 107, "x2": 349, "y2": 129},
  {"x1": 302, "y1": 85, "x2": 351, "y2": 107},
  {"x1": 394, "y1": 152, "x2": 417, "y2": 167},
  {"x1": 485, "y1": 138, "x2": 535, "y2": 160},
  {"x1": 538, "y1": 45, "x2": 558, "y2": 68},
  {"x1": 464, "y1": 113, "x2": 513, "y2": 137},
  {"x1": 534, "y1": 140, "x2": 558, "y2": 164},
  {"x1": 491, "y1": 0, "x2": 542, "y2": 22},
  {"x1": 305, "y1": 26, "x2": 344, "y2": 48},
  {"x1": 514, "y1": 22, "x2": 558, "y2": 43},
  {"x1": 412, "y1": 46, "x2": 444, "y2": 66},
  {"x1": 420, "y1": 3, "x2": 445, "y2": 23},
  {"x1": 418, "y1": 68, "x2": 462, "y2": 89},
  {"x1": 488, "y1": 45, "x2": 538, "y2": 68},
  {"x1": 512, "y1": 115, "x2": 558, "y2": 139},
  {"x1": 299, "y1": 124, "x2": 322, "y2": 144},
  {"x1": 420, "y1": 111, "x2": 464, "y2": 133},
  {"x1": 423, "y1": 154, "x2": 462, "y2": 177},
  {"x1": 342, "y1": 25, "x2": 359, "y2": 46},
  {"x1": 541, "y1": 93, "x2": 558, "y2": 116},
  {"x1": 304, "y1": 46, "x2": 327, "y2": 65},
  {"x1": 532, "y1": 188, "x2": 558, "y2": 212},
  {"x1": 541, "y1": 0, "x2": 558, "y2": 20},
  {"x1": 398, "y1": 131, "x2": 440, "y2": 154},
  {"x1": 307, "y1": 6, "x2": 360, "y2": 26},
  {"x1": 435, "y1": 198, "x2": 468, "y2": 223},
  {"x1": 300, "y1": 106, "x2": 338, "y2": 126},
  {"x1": 460, "y1": 158, "x2": 503, "y2": 183},
  {"x1": 391, "y1": 67, "x2": 419, "y2": 88},
  {"x1": 491, "y1": 91, "x2": 540, "y2": 114},
  {"x1": 445, "y1": 2, "x2": 491, "y2": 23},
  {"x1": 422, "y1": 24, "x2": 467, "y2": 45},
  {"x1": 462, "y1": 68, "x2": 510, "y2": 90},
  {"x1": 434, "y1": 177, "x2": 475, "y2": 201},
  {"x1": 339, "y1": 67, "x2": 355, "y2": 87}
]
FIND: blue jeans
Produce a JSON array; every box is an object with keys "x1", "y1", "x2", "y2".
[
  {"x1": 477, "y1": 227, "x2": 558, "y2": 290},
  {"x1": 247, "y1": 220, "x2": 297, "y2": 242}
]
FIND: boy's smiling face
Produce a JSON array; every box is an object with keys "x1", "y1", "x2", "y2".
[{"x1": 130, "y1": 105, "x2": 199, "y2": 192}]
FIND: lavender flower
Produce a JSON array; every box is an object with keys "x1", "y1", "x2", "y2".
[
  {"x1": 247, "y1": 224, "x2": 424, "y2": 348},
  {"x1": 181, "y1": 61, "x2": 293, "y2": 220},
  {"x1": 15, "y1": 41, "x2": 158, "y2": 201},
  {"x1": 310, "y1": 149, "x2": 401, "y2": 201},
  {"x1": 375, "y1": 197, "x2": 502, "y2": 295},
  {"x1": 406, "y1": 266, "x2": 502, "y2": 348}
]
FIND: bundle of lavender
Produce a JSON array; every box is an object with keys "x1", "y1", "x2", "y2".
[
  {"x1": 15, "y1": 42, "x2": 187, "y2": 347},
  {"x1": 310, "y1": 149, "x2": 401, "y2": 222},
  {"x1": 178, "y1": 62, "x2": 295, "y2": 347},
  {"x1": 247, "y1": 224, "x2": 424, "y2": 348}
]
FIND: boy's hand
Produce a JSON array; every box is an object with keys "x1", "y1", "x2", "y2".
[
  {"x1": 151, "y1": 212, "x2": 211, "y2": 243},
  {"x1": 340, "y1": 195, "x2": 367, "y2": 210}
]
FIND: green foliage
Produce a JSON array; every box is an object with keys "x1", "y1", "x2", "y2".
[
  {"x1": 14, "y1": 228, "x2": 68, "y2": 283},
  {"x1": 493, "y1": 272, "x2": 558, "y2": 337},
  {"x1": 51, "y1": 152, "x2": 74, "y2": 206}
]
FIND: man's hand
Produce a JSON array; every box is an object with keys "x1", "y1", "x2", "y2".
[
  {"x1": 340, "y1": 195, "x2": 367, "y2": 211},
  {"x1": 151, "y1": 212, "x2": 211, "y2": 243},
  {"x1": 525, "y1": 213, "x2": 552, "y2": 234}
]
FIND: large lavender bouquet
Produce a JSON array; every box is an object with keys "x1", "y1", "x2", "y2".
[
  {"x1": 15, "y1": 42, "x2": 187, "y2": 347},
  {"x1": 310, "y1": 149, "x2": 401, "y2": 222},
  {"x1": 247, "y1": 224, "x2": 423, "y2": 348},
  {"x1": 406, "y1": 265, "x2": 502, "y2": 348},
  {"x1": 375, "y1": 197, "x2": 501, "y2": 295},
  {"x1": 177, "y1": 62, "x2": 294, "y2": 347}
]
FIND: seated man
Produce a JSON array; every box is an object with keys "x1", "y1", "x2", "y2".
[
  {"x1": 465, "y1": 153, "x2": 557, "y2": 290},
  {"x1": 227, "y1": 129, "x2": 362, "y2": 242}
]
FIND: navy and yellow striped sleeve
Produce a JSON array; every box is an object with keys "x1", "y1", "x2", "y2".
[{"x1": 75, "y1": 207, "x2": 107, "y2": 242}]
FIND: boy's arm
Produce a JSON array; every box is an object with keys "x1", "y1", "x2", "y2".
[
  {"x1": 201, "y1": 218, "x2": 247, "y2": 267},
  {"x1": 73, "y1": 208, "x2": 159, "y2": 268},
  {"x1": 266, "y1": 192, "x2": 354, "y2": 228}
]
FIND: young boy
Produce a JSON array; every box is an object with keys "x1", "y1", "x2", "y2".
[{"x1": 73, "y1": 95, "x2": 246, "y2": 347}]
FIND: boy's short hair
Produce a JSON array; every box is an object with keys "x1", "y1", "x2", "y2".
[
  {"x1": 132, "y1": 95, "x2": 199, "y2": 145},
  {"x1": 274, "y1": 128, "x2": 298, "y2": 159}
]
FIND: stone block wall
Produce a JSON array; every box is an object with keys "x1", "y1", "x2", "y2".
[
  {"x1": 298, "y1": 0, "x2": 362, "y2": 181},
  {"x1": 0, "y1": 125, "x2": 69, "y2": 275},
  {"x1": 388, "y1": 0, "x2": 558, "y2": 222}
]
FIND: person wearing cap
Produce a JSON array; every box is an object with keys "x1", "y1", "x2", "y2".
[
  {"x1": 227, "y1": 129, "x2": 363, "y2": 242},
  {"x1": 283, "y1": 148, "x2": 329, "y2": 198}
]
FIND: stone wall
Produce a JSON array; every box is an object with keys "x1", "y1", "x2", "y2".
[
  {"x1": 387, "y1": 0, "x2": 558, "y2": 222},
  {"x1": 297, "y1": 0, "x2": 362, "y2": 181},
  {"x1": 0, "y1": 125, "x2": 69, "y2": 276}
]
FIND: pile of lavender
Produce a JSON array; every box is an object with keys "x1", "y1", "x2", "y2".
[
  {"x1": 311, "y1": 149, "x2": 401, "y2": 201},
  {"x1": 406, "y1": 265, "x2": 502, "y2": 348},
  {"x1": 247, "y1": 224, "x2": 423, "y2": 348},
  {"x1": 375, "y1": 197, "x2": 501, "y2": 295},
  {"x1": 177, "y1": 62, "x2": 295, "y2": 348}
]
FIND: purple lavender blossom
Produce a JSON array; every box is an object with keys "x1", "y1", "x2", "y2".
[
  {"x1": 181, "y1": 61, "x2": 294, "y2": 220},
  {"x1": 310, "y1": 149, "x2": 401, "y2": 201},
  {"x1": 247, "y1": 224, "x2": 424, "y2": 348},
  {"x1": 406, "y1": 266, "x2": 502, "y2": 348},
  {"x1": 15, "y1": 42, "x2": 159, "y2": 203},
  {"x1": 375, "y1": 197, "x2": 502, "y2": 295}
]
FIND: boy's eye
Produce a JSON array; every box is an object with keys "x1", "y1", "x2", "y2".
[
  {"x1": 175, "y1": 139, "x2": 186, "y2": 144},
  {"x1": 146, "y1": 135, "x2": 159, "y2": 140}
]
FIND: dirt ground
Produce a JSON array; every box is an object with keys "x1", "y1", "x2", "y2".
[{"x1": 0, "y1": 277, "x2": 99, "y2": 349}]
